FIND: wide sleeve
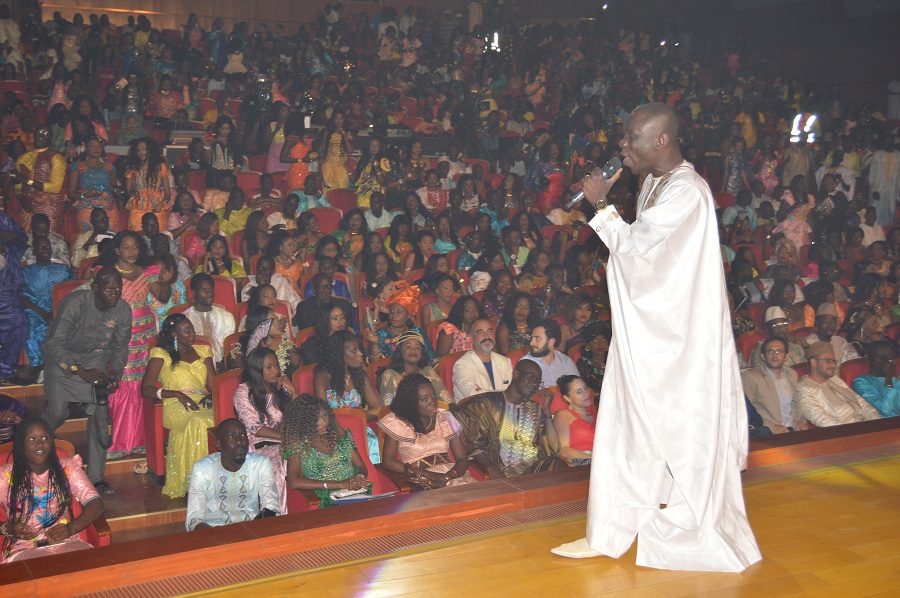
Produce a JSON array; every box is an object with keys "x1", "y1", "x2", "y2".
[
  {"x1": 797, "y1": 383, "x2": 843, "y2": 427},
  {"x1": 109, "y1": 305, "x2": 134, "y2": 378},
  {"x1": 852, "y1": 376, "x2": 883, "y2": 414},
  {"x1": 192, "y1": 344, "x2": 212, "y2": 362},
  {"x1": 255, "y1": 457, "x2": 280, "y2": 515},
  {"x1": 436, "y1": 409, "x2": 462, "y2": 441},
  {"x1": 185, "y1": 459, "x2": 212, "y2": 531},
  {"x1": 425, "y1": 367, "x2": 452, "y2": 405},
  {"x1": 42, "y1": 295, "x2": 83, "y2": 372},
  {"x1": 233, "y1": 383, "x2": 265, "y2": 435},
  {"x1": 62, "y1": 456, "x2": 100, "y2": 508},
  {"x1": 592, "y1": 178, "x2": 701, "y2": 257},
  {"x1": 453, "y1": 397, "x2": 496, "y2": 459},
  {"x1": 377, "y1": 412, "x2": 416, "y2": 443},
  {"x1": 44, "y1": 153, "x2": 67, "y2": 193}
]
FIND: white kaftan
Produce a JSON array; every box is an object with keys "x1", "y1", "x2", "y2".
[{"x1": 585, "y1": 161, "x2": 761, "y2": 572}]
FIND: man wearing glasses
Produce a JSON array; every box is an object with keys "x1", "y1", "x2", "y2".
[
  {"x1": 797, "y1": 341, "x2": 881, "y2": 427},
  {"x1": 747, "y1": 306, "x2": 805, "y2": 368},
  {"x1": 741, "y1": 337, "x2": 809, "y2": 434}
]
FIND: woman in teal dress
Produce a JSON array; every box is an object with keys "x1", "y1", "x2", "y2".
[
  {"x1": 313, "y1": 330, "x2": 383, "y2": 463},
  {"x1": 66, "y1": 136, "x2": 118, "y2": 232},
  {"x1": 283, "y1": 394, "x2": 371, "y2": 508}
]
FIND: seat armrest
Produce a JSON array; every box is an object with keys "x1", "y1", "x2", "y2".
[
  {"x1": 299, "y1": 488, "x2": 321, "y2": 508},
  {"x1": 468, "y1": 460, "x2": 491, "y2": 480},
  {"x1": 374, "y1": 464, "x2": 411, "y2": 494}
]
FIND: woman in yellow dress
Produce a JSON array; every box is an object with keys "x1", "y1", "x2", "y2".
[
  {"x1": 319, "y1": 110, "x2": 353, "y2": 190},
  {"x1": 140, "y1": 314, "x2": 215, "y2": 498}
]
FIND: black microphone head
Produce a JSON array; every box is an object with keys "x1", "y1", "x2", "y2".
[{"x1": 601, "y1": 156, "x2": 623, "y2": 180}]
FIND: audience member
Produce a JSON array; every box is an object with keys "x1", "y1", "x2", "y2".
[
  {"x1": 283, "y1": 395, "x2": 371, "y2": 508},
  {"x1": 0, "y1": 417, "x2": 105, "y2": 562},
  {"x1": 851, "y1": 341, "x2": 900, "y2": 418},
  {"x1": 741, "y1": 337, "x2": 807, "y2": 433},
  {"x1": 43, "y1": 267, "x2": 131, "y2": 495},
  {"x1": 747, "y1": 306, "x2": 805, "y2": 367},
  {"x1": 451, "y1": 360, "x2": 564, "y2": 477},
  {"x1": 452, "y1": 317, "x2": 513, "y2": 402},
  {"x1": 378, "y1": 373, "x2": 475, "y2": 489},
  {"x1": 521, "y1": 319, "x2": 579, "y2": 389},
  {"x1": 797, "y1": 341, "x2": 881, "y2": 427},
  {"x1": 183, "y1": 273, "x2": 236, "y2": 367},
  {"x1": 140, "y1": 314, "x2": 215, "y2": 497},
  {"x1": 186, "y1": 419, "x2": 279, "y2": 530}
]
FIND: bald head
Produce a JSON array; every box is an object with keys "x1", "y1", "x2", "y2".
[
  {"x1": 632, "y1": 102, "x2": 680, "y2": 140},
  {"x1": 621, "y1": 102, "x2": 683, "y2": 176}
]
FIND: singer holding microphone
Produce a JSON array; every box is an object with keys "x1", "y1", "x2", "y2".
[{"x1": 551, "y1": 103, "x2": 761, "y2": 572}]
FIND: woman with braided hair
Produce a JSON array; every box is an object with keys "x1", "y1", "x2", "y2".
[
  {"x1": 0, "y1": 418, "x2": 104, "y2": 562},
  {"x1": 282, "y1": 395, "x2": 370, "y2": 508},
  {"x1": 313, "y1": 330, "x2": 382, "y2": 463},
  {"x1": 378, "y1": 374, "x2": 475, "y2": 491}
]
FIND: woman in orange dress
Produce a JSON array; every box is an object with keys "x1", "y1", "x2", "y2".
[
  {"x1": 124, "y1": 137, "x2": 170, "y2": 231},
  {"x1": 268, "y1": 230, "x2": 305, "y2": 293},
  {"x1": 280, "y1": 114, "x2": 318, "y2": 194}
]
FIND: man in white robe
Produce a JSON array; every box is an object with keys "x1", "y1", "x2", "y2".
[
  {"x1": 866, "y1": 138, "x2": 899, "y2": 226},
  {"x1": 552, "y1": 103, "x2": 761, "y2": 572}
]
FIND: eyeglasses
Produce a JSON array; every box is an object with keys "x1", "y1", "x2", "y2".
[{"x1": 764, "y1": 349, "x2": 786, "y2": 355}]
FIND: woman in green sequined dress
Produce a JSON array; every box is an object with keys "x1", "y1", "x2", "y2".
[{"x1": 282, "y1": 395, "x2": 370, "y2": 507}]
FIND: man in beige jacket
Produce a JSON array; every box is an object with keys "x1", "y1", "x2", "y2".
[{"x1": 742, "y1": 337, "x2": 808, "y2": 433}]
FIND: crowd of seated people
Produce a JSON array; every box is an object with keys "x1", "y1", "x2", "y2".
[{"x1": 0, "y1": 1, "x2": 898, "y2": 562}]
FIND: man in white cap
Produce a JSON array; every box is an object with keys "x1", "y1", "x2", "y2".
[
  {"x1": 797, "y1": 341, "x2": 881, "y2": 427},
  {"x1": 804, "y1": 303, "x2": 858, "y2": 365},
  {"x1": 747, "y1": 306, "x2": 805, "y2": 368}
]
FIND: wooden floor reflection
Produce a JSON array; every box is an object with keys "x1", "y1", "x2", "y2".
[{"x1": 198, "y1": 455, "x2": 900, "y2": 598}]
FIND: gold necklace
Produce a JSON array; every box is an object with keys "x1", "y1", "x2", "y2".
[{"x1": 116, "y1": 263, "x2": 134, "y2": 273}]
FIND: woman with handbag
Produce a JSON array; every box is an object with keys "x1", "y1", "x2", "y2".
[{"x1": 377, "y1": 374, "x2": 474, "y2": 491}]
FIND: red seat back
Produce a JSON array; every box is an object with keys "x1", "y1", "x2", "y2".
[
  {"x1": 213, "y1": 368, "x2": 243, "y2": 424},
  {"x1": 838, "y1": 358, "x2": 869, "y2": 387},
  {"x1": 438, "y1": 351, "x2": 467, "y2": 398}
]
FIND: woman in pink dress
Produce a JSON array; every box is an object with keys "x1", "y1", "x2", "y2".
[
  {"x1": 774, "y1": 175, "x2": 815, "y2": 249},
  {"x1": 101, "y1": 232, "x2": 166, "y2": 459},
  {"x1": 232, "y1": 346, "x2": 299, "y2": 515},
  {"x1": 1, "y1": 418, "x2": 104, "y2": 563},
  {"x1": 377, "y1": 373, "x2": 475, "y2": 490}
]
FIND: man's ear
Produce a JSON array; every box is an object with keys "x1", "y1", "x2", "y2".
[{"x1": 656, "y1": 132, "x2": 669, "y2": 150}]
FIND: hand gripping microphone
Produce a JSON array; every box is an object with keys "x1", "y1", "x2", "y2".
[{"x1": 564, "y1": 156, "x2": 623, "y2": 210}]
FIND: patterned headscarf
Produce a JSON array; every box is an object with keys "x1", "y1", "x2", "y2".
[
  {"x1": 246, "y1": 318, "x2": 274, "y2": 353},
  {"x1": 393, "y1": 329, "x2": 425, "y2": 348},
  {"x1": 386, "y1": 283, "x2": 421, "y2": 316}
]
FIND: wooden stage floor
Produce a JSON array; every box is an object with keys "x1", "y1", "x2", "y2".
[{"x1": 187, "y1": 449, "x2": 900, "y2": 598}]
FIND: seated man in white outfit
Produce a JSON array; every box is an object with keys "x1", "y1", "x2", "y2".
[
  {"x1": 797, "y1": 341, "x2": 881, "y2": 427},
  {"x1": 186, "y1": 419, "x2": 280, "y2": 530}
]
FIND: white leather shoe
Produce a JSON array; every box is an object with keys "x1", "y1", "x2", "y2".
[{"x1": 550, "y1": 538, "x2": 605, "y2": 559}]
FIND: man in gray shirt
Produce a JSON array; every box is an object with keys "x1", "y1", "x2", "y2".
[
  {"x1": 521, "y1": 319, "x2": 579, "y2": 390},
  {"x1": 42, "y1": 267, "x2": 132, "y2": 495}
]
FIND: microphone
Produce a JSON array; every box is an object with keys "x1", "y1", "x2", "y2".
[{"x1": 564, "y1": 156, "x2": 623, "y2": 210}]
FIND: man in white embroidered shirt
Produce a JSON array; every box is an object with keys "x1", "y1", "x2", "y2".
[
  {"x1": 186, "y1": 419, "x2": 280, "y2": 530},
  {"x1": 521, "y1": 319, "x2": 579, "y2": 389},
  {"x1": 797, "y1": 341, "x2": 881, "y2": 427}
]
